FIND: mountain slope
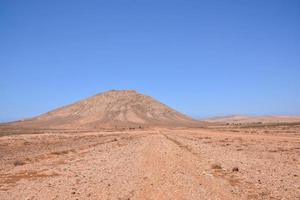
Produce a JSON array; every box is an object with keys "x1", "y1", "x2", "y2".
[{"x1": 9, "y1": 90, "x2": 201, "y2": 129}]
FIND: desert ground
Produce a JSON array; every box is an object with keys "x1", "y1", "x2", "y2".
[
  {"x1": 0, "y1": 124, "x2": 299, "y2": 200},
  {"x1": 1, "y1": 91, "x2": 299, "y2": 199}
]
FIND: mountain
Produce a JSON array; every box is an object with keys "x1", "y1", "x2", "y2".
[
  {"x1": 6, "y1": 90, "x2": 202, "y2": 129},
  {"x1": 204, "y1": 115, "x2": 300, "y2": 124}
]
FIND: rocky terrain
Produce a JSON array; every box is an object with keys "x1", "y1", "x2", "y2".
[
  {"x1": 0, "y1": 90, "x2": 299, "y2": 199},
  {"x1": 0, "y1": 127, "x2": 299, "y2": 200}
]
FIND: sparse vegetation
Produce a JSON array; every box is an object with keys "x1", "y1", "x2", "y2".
[
  {"x1": 13, "y1": 160, "x2": 25, "y2": 166},
  {"x1": 51, "y1": 150, "x2": 69, "y2": 155},
  {"x1": 211, "y1": 163, "x2": 222, "y2": 170}
]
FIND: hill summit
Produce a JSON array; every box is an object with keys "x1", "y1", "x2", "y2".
[{"x1": 12, "y1": 90, "x2": 201, "y2": 129}]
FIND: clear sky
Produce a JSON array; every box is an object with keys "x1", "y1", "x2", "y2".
[{"x1": 1, "y1": 0, "x2": 300, "y2": 122}]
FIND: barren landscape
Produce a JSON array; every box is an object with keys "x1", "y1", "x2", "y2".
[
  {"x1": 3, "y1": 0, "x2": 300, "y2": 198},
  {"x1": 0, "y1": 90, "x2": 299, "y2": 200}
]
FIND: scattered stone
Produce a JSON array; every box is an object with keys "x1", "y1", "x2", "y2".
[{"x1": 232, "y1": 167, "x2": 239, "y2": 172}]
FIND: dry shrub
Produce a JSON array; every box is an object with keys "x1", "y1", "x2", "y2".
[
  {"x1": 232, "y1": 167, "x2": 239, "y2": 172},
  {"x1": 211, "y1": 163, "x2": 222, "y2": 170},
  {"x1": 51, "y1": 150, "x2": 69, "y2": 155},
  {"x1": 13, "y1": 160, "x2": 25, "y2": 166}
]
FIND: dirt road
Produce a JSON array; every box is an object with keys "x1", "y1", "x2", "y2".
[{"x1": 0, "y1": 129, "x2": 299, "y2": 199}]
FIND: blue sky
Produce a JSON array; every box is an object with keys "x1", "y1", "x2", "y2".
[{"x1": 1, "y1": 0, "x2": 300, "y2": 122}]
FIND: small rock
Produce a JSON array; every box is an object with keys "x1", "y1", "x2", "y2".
[
  {"x1": 258, "y1": 179, "x2": 262, "y2": 184},
  {"x1": 232, "y1": 167, "x2": 239, "y2": 172}
]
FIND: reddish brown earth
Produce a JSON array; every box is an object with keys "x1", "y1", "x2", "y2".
[
  {"x1": 0, "y1": 90, "x2": 299, "y2": 199},
  {"x1": 0, "y1": 127, "x2": 299, "y2": 200}
]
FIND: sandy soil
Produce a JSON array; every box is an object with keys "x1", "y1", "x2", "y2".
[{"x1": 0, "y1": 127, "x2": 299, "y2": 200}]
